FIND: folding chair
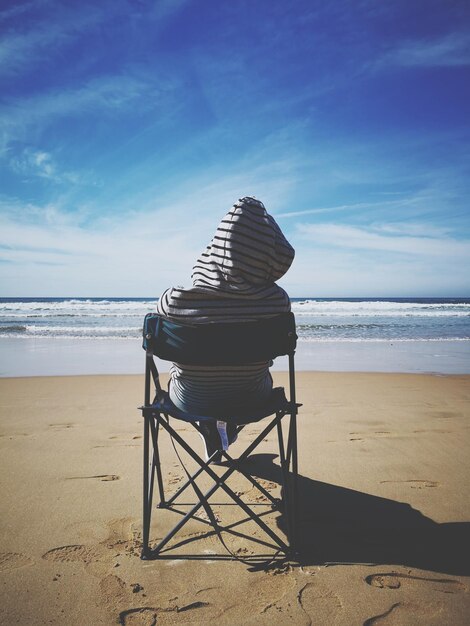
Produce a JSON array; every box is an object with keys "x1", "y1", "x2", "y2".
[{"x1": 140, "y1": 312, "x2": 300, "y2": 561}]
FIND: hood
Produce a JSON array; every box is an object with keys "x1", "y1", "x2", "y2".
[{"x1": 192, "y1": 197, "x2": 295, "y2": 291}]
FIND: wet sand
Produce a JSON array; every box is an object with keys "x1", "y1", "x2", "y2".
[{"x1": 1, "y1": 336, "x2": 470, "y2": 377}]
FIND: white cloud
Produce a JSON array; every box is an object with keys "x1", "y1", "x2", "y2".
[
  {"x1": 0, "y1": 4, "x2": 105, "y2": 76},
  {"x1": 280, "y1": 218, "x2": 470, "y2": 296},
  {"x1": 0, "y1": 0, "x2": 193, "y2": 76},
  {"x1": 150, "y1": 0, "x2": 192, "y2": 21},
  {"x1": 370, "y1": 222, "x2": 453, "y2": 238},
  {"x1": 275, "y1": 200, "x2": 407, "y2": 219},
  {"x1": 0, "y1": 160, "x2": 298, "y2": 296},
  {"x1": 0, "y1": 204, "x2": 196, "y2": 296},
  {"x1": 0, "y1": 1, "x2": 38, "y2": 23},
  {"x1": 0, "y1": 71, "x2": 180, "y2": 153},
  {"x1": 376, "y1": 32, "x2": 470, "y2": 69},
  {"x1": 296, "y1": 222, "x2": 470, "y2": 259},
  {"x1": 9, "y1": 148, "x2": 81, "y2": 184},
  {"x1": 283, "y1": 243, "x2": 470, "y2": 297},
  {"x1": 6, "y1": 72, "x2": 170, "y2": 119},
  {"x1": 1, "y1": 197, "x2": 469, "y2": 297}
]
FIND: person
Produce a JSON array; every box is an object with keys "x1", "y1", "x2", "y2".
[{"x1": 156, "y1": 196, "x2": 295, "y2": 461}]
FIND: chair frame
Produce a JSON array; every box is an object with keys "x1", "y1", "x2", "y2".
[{"x1": 140, "y1": 313, "x2": 300, "y2": 561}]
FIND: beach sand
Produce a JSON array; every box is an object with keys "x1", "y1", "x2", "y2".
[{"x1": 0, "y1": 372, "x2": 469, "y2": 625}]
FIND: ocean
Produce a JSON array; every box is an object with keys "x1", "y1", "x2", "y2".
[
  {"x1": 0, "y1": 297, "x2": 469, "y2": 342},
  {"x1": 1, "y1": 297, "x2": 469, "y2": 376}
]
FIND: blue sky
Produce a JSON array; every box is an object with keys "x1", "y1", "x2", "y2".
[{"x1": 1, "y1": 0, "x2": 469, "y2": 297}]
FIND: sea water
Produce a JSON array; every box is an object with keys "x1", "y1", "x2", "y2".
[
  {"x1": 0, "y1": 297, "x2": 469, "y2": 375},
  {"x1": 1, "y1": 297, "x2": 469, "y2": 341}
]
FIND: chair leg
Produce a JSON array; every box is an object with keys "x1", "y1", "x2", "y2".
[
  {"x1": 277, "y1": 417, "x2": 294, "y2": 548},
  {"x1": 276, "y1": 410, "x2": 300, "y2": 557},
  {"x1": 142, "y1": 414, "x2": 151, "y2": 558},
  {"x1": 142, "y1": 411, "x2": 167, "y2": 558},
  {"x1": 149, "y1": 416, "x2": 166, "y2": 507},
  {"x1": 288, "y1": 411, "x2": 299, "y2": 554}
]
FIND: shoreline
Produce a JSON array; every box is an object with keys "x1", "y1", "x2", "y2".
[
  {"x1": 1, "y1": 336, "x2": 469, "y2": 377},
  {"x1": 1, "y1": 370, "x2": 469, "y2": 380}
]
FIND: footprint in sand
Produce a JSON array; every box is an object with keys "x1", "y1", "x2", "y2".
[
  {"x1": 432, "y1": 411, "x2": 457, "y2": 420},
  {"x1": 365, "y1": 572, "x2": 465, "y2": 592},
  {"x1": 103, "y1": 519, "x2": 143, "y2": 557},
  {"x1": 99, "y1": 575, "x2": 156, "y2": 625},
  {"x1": 100, "y1": 574, "x2": 128, "y2": 604},
  {"x1": 245, "y1": 479, "x2": 279, "y2": 503},
  {"x1": 364, "y1": 574, "x2": 466, "y2": 625},
  {"x1": 363, "y1": 603, "x2": 401, "y2": 626},
  {"x1": 118, "y1": 602, "x2": 209, "y2": 625},
  {"x1": 349, "y1": 431, "x2": 391, "y2": 441},
  {"x1": 379, "y1": 480, "x2": 438, "y2": 489},
  {"x1": 42, "y1": 544, "x2": 103, "y2": 564},
  {"x1": 105, "y1": 435, "x2": 141, "y2": 447},
  {"x1": 66, "y1": 474, "x2": 120, "y2": 481},
  {"x1": 363, "y1": 598, "x2": 461, "y2": 626},
  {"x1": 0, "y1": 552, "x2": 34, "y2": 572},
  {"x1": 258, "y1": 480, "x2": 278, "y2": 491},
  {"x1": 297, "y1": 582, "x2": 343, "y2": 624},
  {"x1": 49, "y1": 423, "x2": 74, "y2": 430},
  {"x1": 43, "y1": 518, "x2": 141, "y2": 569},
  {"x1": 93, "y1": 444, "x2": 139, "y2": 448},
  {"x1": 44, "y1": 522, "x2": 206, "y2": 625},
  {"x1": 118, "y1": 607, "x2": 158, "y2": 626},
  {"x1": 167, "y1": 472, "x2": 183, "y2": 485}
]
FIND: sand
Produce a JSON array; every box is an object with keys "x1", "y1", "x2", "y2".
[{"x1": 0, "y1": 372, "x2": 469, "y2": 625}]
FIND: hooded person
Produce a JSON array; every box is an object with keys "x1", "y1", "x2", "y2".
[{"x1": 156, "y1": 196, "x2": 295, "y2": 461}]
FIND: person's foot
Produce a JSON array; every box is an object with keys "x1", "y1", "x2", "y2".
[{"x1": 198, "y1": 421, "x2": 222, "y2": 463}]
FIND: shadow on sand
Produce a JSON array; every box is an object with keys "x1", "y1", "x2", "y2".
[{"x1": 241, "y1": 453, "x2": 470, "y2": 576}]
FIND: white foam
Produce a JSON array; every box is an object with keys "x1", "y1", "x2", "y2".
[
  {"x1": 291, "y1": 300, "x2": 470, "y2": 317},
  {"x1": 0, "y1": 299, "x2": 156, "y2": 314},
  {"x1": 297, "y1": 336, "x2": 470, "y2": 343}
]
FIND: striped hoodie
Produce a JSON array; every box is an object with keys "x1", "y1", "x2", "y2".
[{"x1": 156, "y1": 196, "x2": 295, "y2": 415}]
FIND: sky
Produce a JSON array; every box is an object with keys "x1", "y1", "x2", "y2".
[{"x1": 1, "y1": 0, "x2": 469, "y2": 298}]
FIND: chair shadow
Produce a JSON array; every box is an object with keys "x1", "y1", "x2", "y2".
[{"x1": 242, "y1": 453, "x2": 470, "y2": 576}]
